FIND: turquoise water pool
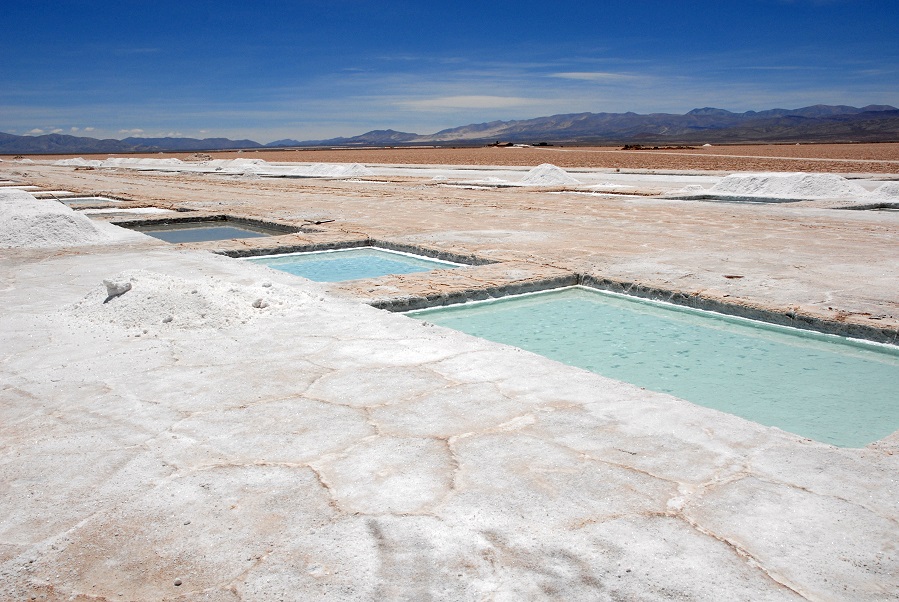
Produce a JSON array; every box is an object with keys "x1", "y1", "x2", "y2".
[
  {"x1": 410, "y1": 287, "x2": 899, "y2": 447},
  {"x1": 247, "y1": 247, "x2": 461, "y2": 282}
]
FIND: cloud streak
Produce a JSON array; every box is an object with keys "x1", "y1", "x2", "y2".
[
  {"x1": 550, "y1": 72, "x2": 642, "y2": 82},
  {"x1": 396, "y1": 95, "x2": 546, "y2": 111}
]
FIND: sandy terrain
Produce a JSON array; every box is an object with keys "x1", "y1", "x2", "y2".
[{"x1": 7, "y1": 142, "x2": 899, "y2": 174}]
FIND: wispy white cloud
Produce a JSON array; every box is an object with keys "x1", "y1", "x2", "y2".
[
  {"x1": 396, "y1": 95, "x2": 545, "y2": 111},
  {"x1": 550, "y1": 71, "x2": 641, "y2": 81},
  {"x1": 741, "y1": 65, "x2": 833, "y2": 72},
  {"x1": 118, "y1": 128, "x2": 144, "y2": 135},
  {"x1": 27, "y1": 128, "x2": 45, "y2": 135}
]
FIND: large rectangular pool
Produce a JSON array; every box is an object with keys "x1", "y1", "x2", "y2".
[
  {"x1": 247, "y1": 247, "x2": 462, "y2": 282},
  {"x1": 410, "y1": 287, "x2": 899, "y2": 447}
]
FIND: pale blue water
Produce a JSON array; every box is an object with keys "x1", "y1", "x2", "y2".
[
  {"x1": 247, "y1": 247, "x2": 459, "y2": 282},
  {"x1": 411, "y1": 287, "x2": 899, "y2": 447},
  {"x1": 131, "y1": 222, "x2": 272, "y2": 243}
]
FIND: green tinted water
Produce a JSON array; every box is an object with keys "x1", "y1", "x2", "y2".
[
  {"x1": 411, "y1": 287, "x2": 899, "y2": 447},
  {"x1": 247, "y1": 247, "x2": 460, "y2": 282}
]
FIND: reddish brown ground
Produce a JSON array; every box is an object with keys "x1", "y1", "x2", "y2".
[{"x1": 8, "y1": 142, "x2": 899, "y2": 174}]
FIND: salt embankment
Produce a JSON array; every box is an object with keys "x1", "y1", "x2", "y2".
[
  {"x1": 0, "y1": 189, "x2": 140, "y2": 248},
  {"x1": 519, "y1": 163, "x2": 581, "y2": 186}
]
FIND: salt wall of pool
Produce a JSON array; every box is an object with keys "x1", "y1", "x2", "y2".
[
  {"x1": 410, "y1": 287, "x2": 899, "y2": 447},
  {"x1": 246, "y1": 247, "x2": 462, "y2": 282}
]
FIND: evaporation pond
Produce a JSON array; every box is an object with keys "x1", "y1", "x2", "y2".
[
  {"x1": 129, "y1": 221, "x2": 282, "y2": 243},
  {"x1": 410, "y1": 287, "x2": 899, "y2": 447},
  {"x1": 62, "y1": 197, "x2": 123, "y2": 205},
  {"x1": 247, "y1": 247, "x2": 460, "y2": 282}
]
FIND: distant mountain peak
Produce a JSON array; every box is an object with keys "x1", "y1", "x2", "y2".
[{"x1": 686, "y1": 107, "x2": 736, "y2": 116}]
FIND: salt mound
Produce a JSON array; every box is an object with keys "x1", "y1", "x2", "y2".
[
  {"x1": 289, "y1": 163, "x2": 374, "y2": 177},
  {"x1": 0, "y1": 188, "x2": 129, "y2": 248},
  {"x1": 871, "y1": 182, "x2": 899, "y2": 200},
  {"x1": 710, "y1": 173, "x2": 870, "y2": 200},
  {"x1": 100, "y1": 157, "x2": 184, "y2": 169},
  {"x1": 53, "y1": 157, "x2": 102, "y2": 167},
  {"x1": 228, "y1": 158, "x2": 268, "y2": 166},
  {"x1": 519, "y1": 164, "x2": 581, "y2": 186},
  {"x1": 235, "y1": 164, "x2": 269, "y2": 175},
  {"x1": 67, "y1": 270, "x2": 304, "y2": 333}
]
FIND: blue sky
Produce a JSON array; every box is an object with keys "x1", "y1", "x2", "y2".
[{"x1": 2, "y1": 0, "x2": 896, "y2": 143}]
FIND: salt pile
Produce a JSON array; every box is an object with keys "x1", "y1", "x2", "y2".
[
  {"x1": 519, "y1": 164, "x2": 581, "y2": 186},
  {"x1": 67, "y1": 270, "x2": 304, "y2": 333},
  {"x1": 288, "y1": 163, "x2": 374, "y2": 178},
  {"x1": 100, "y1": 157, "x2": 185, "y2": 169},
  {"x1": 871, "y1": 181, "x2": 899, "y2": 200},
  {"x1": 228, "y1": 158, "x2": 268, "y2": 167},
  {"x1": 53, "y1": 157, "x2": 102, "y2": 167},
  {"x1": 0, "y1": 188, "x2": 133, "y2": 248},
  {"x1": 709, "y1": 173, "x2": 870, "y2": 200}
]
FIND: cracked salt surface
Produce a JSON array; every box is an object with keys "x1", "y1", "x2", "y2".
[{"x1": 1, "y1": 187, "x2": 898, "y2": 600}]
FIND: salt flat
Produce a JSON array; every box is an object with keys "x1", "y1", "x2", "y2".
[{"x1": 0, "y1": 160, "x2": 897, "y2": 600}]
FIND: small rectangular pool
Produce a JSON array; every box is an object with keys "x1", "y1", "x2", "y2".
[
  {"x1": 125, "y1": 219, "x2": 291, "y2": 243},
  {"x1": 410, "y1": 287, "x2": 899, "y2": 447},
  {"x1": 246, "y1": 247, "x2": 462, "y2": 282},
  {"x1": 62, "y1": 196, "x2": 124, "y2": 205}
]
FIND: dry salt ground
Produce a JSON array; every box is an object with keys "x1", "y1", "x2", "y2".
[{"x1": 1, "y1": 188, "x2": 898, "y2": 600}]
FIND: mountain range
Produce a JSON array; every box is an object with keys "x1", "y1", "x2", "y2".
[{"x1": 2, "y1": 105, "x2": 897, "y2": 154}]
